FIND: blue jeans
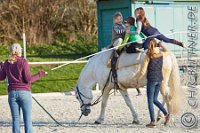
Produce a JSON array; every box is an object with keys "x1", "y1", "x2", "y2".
[
  {"x1": 8, "y1": 90, "x2": 32, "y2": 133},
  {"x1": 146, "y1": 81, "x2": 168, "y2": 122}
]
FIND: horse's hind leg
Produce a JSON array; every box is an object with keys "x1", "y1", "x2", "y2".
[
  {"x1": 95, "y1": 87, "x2": 111, "y2": 124},
  {"x1": 119, "y1": 90, "x2": 139, "y2": 124}
]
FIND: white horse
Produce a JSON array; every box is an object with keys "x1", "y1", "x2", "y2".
[{"x1": 73, "y1": 49, "x2": 181, "y2": 124}]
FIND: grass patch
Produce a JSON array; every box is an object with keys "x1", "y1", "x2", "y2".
[
  {"x1": 0, "y1": 63, "x2": 85, "y2": 95},
  {"x1": 30, "y1": 63, "x2": 85, "y2": 94}
]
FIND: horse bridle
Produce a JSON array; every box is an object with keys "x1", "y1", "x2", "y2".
[
  {"x1": 76, "y1": 86, "x2": 92, "y2": 109},
  {"x1": 76, "y1": 70, "x2": 112, "y2": 109}
]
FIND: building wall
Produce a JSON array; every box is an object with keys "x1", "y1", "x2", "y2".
[
  {"x1": 97, "y1": 0, "x2": 200, "y2": 54},
  {"x1": 132, "y1": 1, "x2": 200, "y2": 56}
]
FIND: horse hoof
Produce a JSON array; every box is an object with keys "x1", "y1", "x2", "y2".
[
  {"x1": 132, "y1": 120, "x2": 140, "y2": 124},
  {"x1": 94, "y1": 121, "x2": 101, "y2": 124}
]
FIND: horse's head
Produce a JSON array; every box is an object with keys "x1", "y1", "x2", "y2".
[{"x1": 72, "y1": 86, "x2": 93, "y2": 116}]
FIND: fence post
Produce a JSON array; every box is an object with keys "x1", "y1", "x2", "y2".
[{"x1": 22, "y1": 17, "x2": 26, "y2": 59}]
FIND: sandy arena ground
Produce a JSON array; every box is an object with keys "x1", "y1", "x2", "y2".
[{"x1": 0, "y1": 87, "x2": 199, "y2": 133}]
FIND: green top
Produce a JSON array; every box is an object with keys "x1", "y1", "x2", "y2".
[
  {"x1": 129, "y1": 25, "x2": 145, "y2": 43},
  {"x1": 121, "y1": 25, "x2": 145, "y2": 45},
  {"x1": 119, "y1": 25, "x2": 145, "y2": 50}
]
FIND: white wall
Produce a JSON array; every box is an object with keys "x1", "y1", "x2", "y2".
[{"x1": 132, "y1": 2, "x2": 200, "y2": 56}]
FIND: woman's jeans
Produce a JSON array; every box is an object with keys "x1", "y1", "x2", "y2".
[
  {"x1": 8, "y1": 90, "x2": 32, "y2": 133},
  {"x1": 146, "y1": 81, "x2": 168, "y2": 122}
]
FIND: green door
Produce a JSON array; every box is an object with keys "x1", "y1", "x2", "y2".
[{"x1": 97, "y1": 0, "x2": 131, "y2": 51}]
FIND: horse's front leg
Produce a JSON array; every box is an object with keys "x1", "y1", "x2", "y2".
[
  {"x1": 94, "y1": 87, "x2": 111, "y2": 124},
  {"x1": 119, "y1": 90, "x2": 140, "y2": 124}
]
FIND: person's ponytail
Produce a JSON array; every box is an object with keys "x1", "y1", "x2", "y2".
[
  {"x1": 143, "y1": 17, "x2": 150, "y2": 27},
  {"x1": 147, "y1": 39, "x2": 158, "y2": 58}
]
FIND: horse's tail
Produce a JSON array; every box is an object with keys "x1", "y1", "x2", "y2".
[{"x1": 168, "y1": 53, "x2": 182, "y2": 114}]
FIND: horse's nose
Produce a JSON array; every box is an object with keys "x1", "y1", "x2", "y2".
[{"x1": 82, "y1": 109, "x2": 91, "y2": 116}]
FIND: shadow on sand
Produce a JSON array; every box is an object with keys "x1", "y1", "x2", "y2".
[{"x1": 0, "y1": 121, "x2": 146, "y2": 129}]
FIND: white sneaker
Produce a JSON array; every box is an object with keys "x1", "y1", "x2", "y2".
[{"x1": 181, "y1": 43, "x2": 188, "y2": 49}]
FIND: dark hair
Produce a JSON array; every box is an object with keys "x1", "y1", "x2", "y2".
[
  {"x1": 135, "y1": 7, "x2": 150, "y2": 27},
  {"x1": 125, "y1": 16, "x2": 135, "y2": 25},
  {"x1": 113, "y1": 12, "x2": 123, "y2": 19}
]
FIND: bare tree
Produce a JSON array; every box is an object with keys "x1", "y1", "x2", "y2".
[{"x1": 0, "y1": 0, "x2": 97, "y2": 45}]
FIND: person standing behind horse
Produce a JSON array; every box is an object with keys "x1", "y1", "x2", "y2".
[
  {"x1": 0, "y1": 43, "x2": 47, "y2": 133},
  {"x1": 135, "y1": 39, "x2": 170, "y2": 127}
]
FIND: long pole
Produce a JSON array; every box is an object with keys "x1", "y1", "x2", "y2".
[{"x1": 51, "y1": 30, "x2": 192, "y2": 71}]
